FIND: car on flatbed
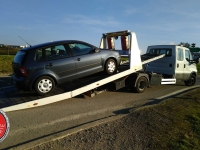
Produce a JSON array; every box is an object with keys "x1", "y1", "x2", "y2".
[{"x1": 12, "y1": 40, "x2": 121, "y2": 95}]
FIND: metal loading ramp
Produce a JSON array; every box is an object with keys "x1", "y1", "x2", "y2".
[{"x1": 0, "y1": 54, "x2": 165, "y2": 112}]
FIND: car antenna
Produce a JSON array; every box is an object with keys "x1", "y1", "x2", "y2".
[{"x1": 18, "y1": 36, "x2": 32, "y2": 47}]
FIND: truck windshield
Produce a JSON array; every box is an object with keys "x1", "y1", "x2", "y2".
[{"x1": 149, "y1": 49, "x2": 172, "y2": 57}]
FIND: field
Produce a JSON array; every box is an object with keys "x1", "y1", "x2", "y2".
[{"x1": 0, "y1": 55, "x2": 14, "y2": 74}]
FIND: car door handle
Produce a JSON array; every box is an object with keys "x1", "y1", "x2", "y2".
[
  {"x1": 184, "y1": 64, "x2": 186, "y2": 68},
  {"x1": 177, "y1": 63, "x2": 179, "y2": 68},
  {"x1": 46, "y1": 63, "x2": 53, "y2": 67},
  {"x1": 77, "y1": 58, "x2": 81, "y2": 61}
]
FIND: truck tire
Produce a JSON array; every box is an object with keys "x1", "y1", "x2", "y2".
[
  {"x1": 34, "y1": 76, "x2": 55, "y2": 95},
  {"x1": 184, "y1": 74, "x2": 196, "y2": 86},
  {"x1": 105, "y1": 58, "x2": 116, "y2": 75},
  {"x1": 134, "y1": 76, "x2": 148, "y2": 93}
]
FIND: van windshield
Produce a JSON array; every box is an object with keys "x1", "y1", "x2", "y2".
[
  {"x1": 149, "y1": 48, "x2": 172, "y2": 56},
  {"x1": 13, "y1": 50, "x2": 27, "y2": 64}
]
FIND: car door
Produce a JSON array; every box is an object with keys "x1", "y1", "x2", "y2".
[
  {"x1": 183, "y1": 49, "x2": 195, "y2": 80},
  {"x1": 43, "y1": 44, "x2": 77, "y2": 83},
  {"x1": 68, "y1": 42, "x2": 102, "y2": 78},
  {"x1": 175, "y1": 48, "x2": 185, "y2": 80}
]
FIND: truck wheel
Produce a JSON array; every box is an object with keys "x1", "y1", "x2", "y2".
[
  {"x1": 34, "y1": 76, "x2": 55, "y2": 95},
  {"x1": 184, "y1": 74, "x2": 196, "y2": 86},
  {"x1": 105, "y1": 58, "x2": 116, "y2": 75},
  {"x1": 134, "y1": 77, "x2": 148, "y2": 93}
]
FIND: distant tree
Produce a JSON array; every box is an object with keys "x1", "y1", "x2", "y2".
[
  {"x1": 179, "y1": 42, "x2": 191, "y2": 48},
  {"x1": 191, "y1": 43, "x2": 196, "y2": 48}
]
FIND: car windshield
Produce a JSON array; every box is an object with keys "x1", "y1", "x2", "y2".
[{"x1": 13, "y1": 50, "x2": 27, "y2": 64}]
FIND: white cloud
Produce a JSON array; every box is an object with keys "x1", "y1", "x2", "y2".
[
  {"x1": 64, "y1": 14, "x2": 120, "y2": 27},
  {"x1": 161, "y1": 41, "x2": 176, "y2": 45},
  {"x1": 124, "y1": 8, "x2": 137, "y2": 16},
  {"x1": 11, "y1": 26, "x2": 32, "y2": 30}
]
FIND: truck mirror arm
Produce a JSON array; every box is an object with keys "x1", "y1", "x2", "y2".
[{"x1": 189, "y1": 59, "x2": 199, "y2": 64}]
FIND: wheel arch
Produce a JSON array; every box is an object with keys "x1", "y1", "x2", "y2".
[
  {"x1": 191, "y1": 71, "x2": 197, "y2": 77},
  {"x1": 30, "y1": 74, "x2": 58, "y2": 91},
  {"x1": 134, "y1": 74, "x2": 149, "y2": 87},
  {"x1": 104, "y1": 57, "x2": 118, "y2": 66}
]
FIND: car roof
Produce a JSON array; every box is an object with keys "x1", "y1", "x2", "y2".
[{"x1": 20, "y1": 40, "x2": 96, "y2": 51}]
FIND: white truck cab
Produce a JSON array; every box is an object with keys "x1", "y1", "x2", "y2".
[{"x1": 145, "y1": 45, "x2": 198, "y2": 86}]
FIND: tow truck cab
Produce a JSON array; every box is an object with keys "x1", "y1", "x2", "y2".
[{"x1": 145, "y1": 45, "x2": 198, "y2": 85}]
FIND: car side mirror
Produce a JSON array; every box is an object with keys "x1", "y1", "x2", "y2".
[{"x1": 95, "y1": 48, "x2": 100, "y2": 53}]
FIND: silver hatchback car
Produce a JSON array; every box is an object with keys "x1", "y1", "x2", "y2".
[{"x1": 12, "y1": 40, "x2": 121, "y2": 95}]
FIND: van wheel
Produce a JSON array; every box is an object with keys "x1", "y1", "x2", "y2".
[
  {"x1": 34, "y1": 76, "x2": 55, "y2": 95},
  {"x1": 134, "y1": 77, "x2": 148, "y2": 93},
  {"x1": 184, "y1": 75, "x2": 196, "y2": 86},
  {"x1": 105, "y1": 59, "x2": 116, "y2": 75}
]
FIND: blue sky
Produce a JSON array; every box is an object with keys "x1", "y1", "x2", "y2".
[{"x1": 0, "y1": 0, "x2": 200, "y2": 54}]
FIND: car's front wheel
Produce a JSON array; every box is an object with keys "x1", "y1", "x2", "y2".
[
  {"x1": 105, "y1": 58, "x2": 117, "y2": 75},
  {"x1": 184, "y1": 74, "x2": 196, "y2": 86},
  {"x1": 34, "y1": 76, "x2": 55, "y2": 95}
]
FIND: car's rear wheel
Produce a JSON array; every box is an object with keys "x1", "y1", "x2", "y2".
[
  {"x1": 105, "y1": 58, "x2": 116, "y2": 75},
  {"x1": 34, "y1": 76, "x2": 55, "y2": 95}
]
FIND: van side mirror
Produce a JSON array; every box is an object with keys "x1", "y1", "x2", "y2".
[
  {"x1": 186, "y1": 58, "x2": 199, "y2": 64},
  {"x1": 193, "y1": 57, "x2": 199, "y2": 64}
]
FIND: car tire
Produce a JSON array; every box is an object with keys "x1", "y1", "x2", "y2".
[
  {"x1": 34, "y1": 76, "x2": 55, "y2": 95},
  {"x1": 184, "y1": 74, "x2": 196, "y2": 86},
  {"x1": 105, "y1": 58, "x2": 117, "y2": 75},
  {"x1": 134, "y1": 77, "x2": 148, "y2": 93}
]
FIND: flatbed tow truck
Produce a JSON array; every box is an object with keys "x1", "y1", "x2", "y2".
[{"x1": 0, "y1": 30, "x2": 187, "y2": 112}]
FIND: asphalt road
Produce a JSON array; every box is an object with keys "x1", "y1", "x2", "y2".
[
  {"x1": 0, "y1": 76, "x2": 200, "y2": 149},
  {"x1": 0, "y1": 76, "x2": 13, "y2": 88}
]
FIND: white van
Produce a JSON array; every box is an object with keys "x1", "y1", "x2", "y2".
[{"x1": 145, "y1": 45, "x2": 198, "y2": 86}]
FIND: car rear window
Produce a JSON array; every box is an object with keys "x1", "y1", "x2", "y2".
[
  {"x1": 149, "y1": 48, "x2": 172, "y2": 57},
  {"x1": 13, "y1": 50, "x2": 27, "y2": 64}
]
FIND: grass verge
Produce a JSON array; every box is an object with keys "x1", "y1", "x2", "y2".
[
  {"x1": 139, "y1": 88, "x2": 200, "y2": 149},
  {"x1": 0, "y1": 55, "x2": 14, "y2": 74}
]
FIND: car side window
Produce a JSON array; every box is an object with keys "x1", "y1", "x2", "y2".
[
  {"x1": 69, "y1": 43, "x2": 93, "y2": 56},
  {"x1": 35, "y1": 49, "x2": 43, "y2": 61},
  {"x1": 36, "y1": 45, "x2": 70, "y2": 61}
]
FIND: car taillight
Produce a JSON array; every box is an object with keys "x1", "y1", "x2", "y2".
[{"x1": 20, "y1": 66, "x2": 28, "y2": 76}]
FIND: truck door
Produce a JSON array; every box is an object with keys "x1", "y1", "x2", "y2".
[
  {"x1": 175, "y1": 48, "x2": 185, "y2": 80},
  {"x1": 183, "y1": 49, "x2": 194, "y2": 80}
]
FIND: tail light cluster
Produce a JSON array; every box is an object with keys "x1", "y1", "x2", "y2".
[{"x1": 19, "y1": 66, "x2": 28, "y2": 77}]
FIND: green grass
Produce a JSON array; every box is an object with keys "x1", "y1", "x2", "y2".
[
  {"x1": 197, "y1": 63, "x2": 200, "y2": 74},
  {"x1": 140, "y1": 88, "x2": 200, "y2": 149},
  {"x1": 0, "y1": 55, "x2": 14, "y2": 74}
]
